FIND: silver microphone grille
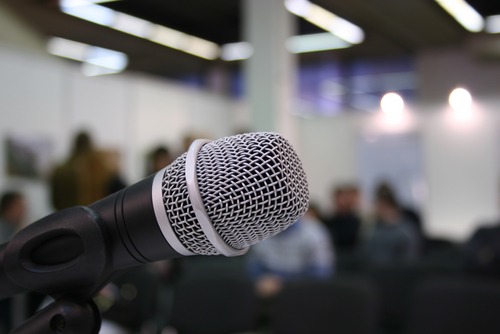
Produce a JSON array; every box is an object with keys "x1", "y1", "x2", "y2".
[{"x1": 160, "y1": 132, "x2": 309, "y2": 256}]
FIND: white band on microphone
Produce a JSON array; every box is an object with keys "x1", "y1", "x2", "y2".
[
  {"x1": 185, "y1": 139, "x2": 249, "y2": 257},
  {"x1": 152, "y1": 168, "x2": 195, "y2": 256}
]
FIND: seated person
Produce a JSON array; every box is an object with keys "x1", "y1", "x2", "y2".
[
  {"x1": 247, "y1": 208, "x2": 335, "y2": 298},
  {"x1": 463, "y1": 223, "x2": 500, "y2": 278},
  {"x1": 362, "y1": 183, "x2": 420, "y2": 266},
  {"x1": 324, "y1": 184, "x2": 362, "y2": 253}
]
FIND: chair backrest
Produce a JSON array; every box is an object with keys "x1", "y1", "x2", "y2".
[
  {"x1": 407, "y1": 277, "x2": 500, "y2": 334},
  {"x1": 366, "y1": 263, "x2": 441, "y2": 332},
  {"x1": 170, "y1": 275, "x2": 258, "y2": 334},
  {"x1": 270, "y1": 277, "x2": 378, "y2": 334}
]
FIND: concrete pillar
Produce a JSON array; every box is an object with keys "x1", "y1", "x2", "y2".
[{"x1": 242, "y1": 0, "x2": 298, "y2": 142}]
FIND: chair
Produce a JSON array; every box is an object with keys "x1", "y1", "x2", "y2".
[
  {"x1": 406, "y1": 277, "x2": 500, "y2": 334},
  {"x1": 366, "y1": 263, "x2": 442, "y2": 333},
  {"x1": 270, "y1": 276, "x2": 378, "y2": 334},
  {"x1": 102, "y1": 267, "x2": 160, "y2": 332},
  {"x1": 170, "y1": 275, "x2": 258, "y2": 334}
]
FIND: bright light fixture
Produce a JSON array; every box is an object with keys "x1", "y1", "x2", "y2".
[
  {"x1": 60, "y1": 1, "x2": 220, "y2": 60},
  {"x1": 60, "y1": 0, "x2": 362, "y2": 62},
  {"x1": 448, "y1": 87, "x2": 475, "y2": 122},
  {"x1": 284, "y1": 0, "x2": 364, "y2": 44},
  {"x1": 47, "y1": 37, "x2": 128, "y2": 76},
  {"x1": 59, "y1": 0, "x2": 119, "y2": 9},
  {"x1": 61, "y1": 2, "x2": 115, "y2": 26},
  {"x1": 380, "y1": 92, "x2": 405, "y2": 116},
  {"x1": 221, "y1": 42, "x2": 254, "y2": 61},
  {"x1": 485, "y1": 15, "x2": 500, "y2": 33},
  {"x1": 221, "y1": 33, "x2": 352, "y2": 61},
  {"x1": 47, "y1": 37, "x2": 88, "y2": 62},
  {"x1": 149, "y1": 26, "x2": 220, "y2": 60},
  {"x1": 435, "y1": 0, "x2": 484, "y2": 32},
  {"x1": 113, "y1": 12, "x2": 153, "y2": 38},
  {"x1": 449, "y1": 87, "x2": 472, "y2": 111},
  {"x1": 286, "y1": 32, "x2": 351, "y2": 53}
]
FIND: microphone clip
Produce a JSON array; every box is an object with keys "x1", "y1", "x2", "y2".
[{"x1": 1, "y1": 206, "x2": 120, "y2": 334}]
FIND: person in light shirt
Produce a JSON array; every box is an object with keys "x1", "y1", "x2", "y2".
[
  {"x1": 247, "y1": 205, "x2": 335, "y2": 298},
  {"x1": 362, "y1": 183, "x2": 420, "y2": 266}
]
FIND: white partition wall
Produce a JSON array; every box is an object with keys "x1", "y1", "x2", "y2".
[
  {"x1": 420, "y1": 101, "x2": 499, "y2": 239},
  {"x1": 0, "y1": 45, "x2": 239, "y2": 223},
  {"x1": 298, "y1": 103, "x2": 499, "y2": 241}
]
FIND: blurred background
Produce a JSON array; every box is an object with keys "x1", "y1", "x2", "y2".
[{"x1": 0, "y1": 0, "x2": 499, "y2": 333}]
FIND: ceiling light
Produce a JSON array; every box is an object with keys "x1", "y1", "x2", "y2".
[
  {"x1": 59, "y1": 0, "x2": 119, "y2": 9},
  {"x1": 47, "y1": 36, "x2": 88, "y2": 62},
  {"x1": 85, "y1": 46, "x2": 128, "y2": 71},
  {"x1": 47, "y1": 37, "x2": 128, "y2": 76},
  {"x1": 221, "y1": 42, "x2": 254, "y2": 61},
  {"x1": 61, "y1": 2, "x2": 115, "y2": 26},
  {"x1": 60, "y1": 0, "x2": 90, "y2": 9},
  {"x1": 149, "y1": 26, "x2": 186, "y2": 48},
  {"x1": 149, "y1": 26, "x2": 219, "y2": 60},
  {"x1": 380, "y1": 92, "x2": 405, "y2": 116},
  {"x1": 286, "y1": 33, "x2": 351, "y2": 53},
  {"x1": 221, "y1": 33, "x2": 353, "y2": 61},
  {"x1": 81, "y1": 63, "x2": 123, "y2": 76},
  {"x1": 485, "y1": 15, "x2": 500, "y2": 33},
  {"x1": 284, "y1": 0, "x2": 310, "y2": 17},
  {"x1": 435, "y1": 0, "x2": 484, "y2": 32},
  {"x1": 61, "y1": 2, "x2": 220, "y2": 60},
  {"x1": 449, "y1": 87, "x2": 472, "y2": 111},
  {"x1": 284, "y1": 0, "x2": 364, "y2": 44},
  {"x1": 448, "y1": 87, "x2": 475, "y2": 123},
  {"x1": 113, "y1": 12, "x2": 153, "y2": 38},
  {"x1": 182, "y1": 36, "x2": 220, "y2": 60}
]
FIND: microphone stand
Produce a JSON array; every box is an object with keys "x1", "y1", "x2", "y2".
[
  {"x1": 10, "y1": 298, "x2": 101, "y2": 334},
  {"x1": 0, "y1": 207, "x2": 128, "y2": 334}
]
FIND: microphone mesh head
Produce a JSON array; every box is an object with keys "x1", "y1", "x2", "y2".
[{"x1": 161, "y1": 132, "x2": 309, "y2": 256}]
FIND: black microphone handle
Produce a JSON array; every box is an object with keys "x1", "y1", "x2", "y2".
[
  {"x1": 89, "y1": 173, "x2": 181, "y2": 268},
  {"x1": 0, "y1": 173, "x2": 181, "y2": 300}
]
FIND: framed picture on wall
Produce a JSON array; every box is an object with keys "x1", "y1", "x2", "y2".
[{"x1": 5, "y1": 134, "x2": 53, "y2": 179}]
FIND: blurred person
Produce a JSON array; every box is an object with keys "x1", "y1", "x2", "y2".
[
  {"x1": 247, "y1": 206, "x2": 335, "y2": 298},
  {"x1": 0, "y1": 191, "x2": 26, "y2": 243},
  {"x1": 144, "y1": 144, "x2": 184, "y2": 332},
  {"x1": 324, "y1": 184, "x2": 362, "y2": 253},
  {"x1": 306, "y1": 202, "x2": 326, "y2": 224},
  {"x1": 0, "y1": 191, "x2": 26, "y2": 334},
  {"x1": 103, "y1": 149, "x2": 127, "y2": 195},
  {"x1": 50, "y1": 131, "x2": 113, "y2": 210},
  {"x1": 463, "y1": 182, "x2": 500, "y2": 278},
  {"x1": 146, "y1": 145, "x2": 172, "y2": 175},
  {"x1": 362, "y1": 182, "x2": 420, "y2": 266},
  {"x1": 177, "y1": 131, "x2": 213, "y2": 158},
  {"x1": 181, "y1": 133, "x2": 197, "y2": 153}
]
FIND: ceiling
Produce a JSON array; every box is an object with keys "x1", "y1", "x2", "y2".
[{"x1": 3, "y1": 0, "x2": 500, "y2": 79}]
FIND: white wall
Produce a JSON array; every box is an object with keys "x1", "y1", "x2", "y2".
[
  {"x1": 297, "y1": 114, "x2": 359, "y2": 212},
  {"x1": 0, "y1": 47, "x2": 67, "y2": 221},
  {"x1": 420, "y1": 101, "x2": 499, "y2": 239},
  {"x1": 299, "y1": 103, "x2": 499, "y2": 241},
  {"x1": 299, "y1": 48, "x2": 500, "y2": 240},
  {"x1": 0, "y1": 45, "x2": 239, "y2": 224},
  {"x1": 418, "y1": 49, "x2": 500, "y2": 239}
]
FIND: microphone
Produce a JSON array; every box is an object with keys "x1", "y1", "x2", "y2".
[{"x1": 0, "y1": 132, "x2": 309, "y2": 300}]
